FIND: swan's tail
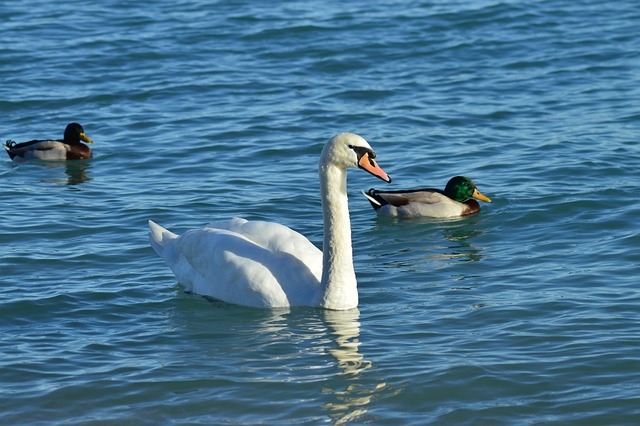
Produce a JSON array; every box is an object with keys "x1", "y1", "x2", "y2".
[{"x1": 149, "y1": 220, "x2": 178, "y2": 259}]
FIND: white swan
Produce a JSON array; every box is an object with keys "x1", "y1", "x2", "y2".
[{"x1": 149, "y1": 133, "x2": 391, "y2": 310}]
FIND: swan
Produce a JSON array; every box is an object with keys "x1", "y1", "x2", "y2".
[
  {"x1": 149, "y1": 133, "x2": 391, "y2": 310},
  {"x1": 363, "y1": 176, "x2": 491, "y2": 218},
  {"x1": 4, "y1": 123, "x2": 93, "y2": 161}
]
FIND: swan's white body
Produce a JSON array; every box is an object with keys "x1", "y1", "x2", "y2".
[{"x1": 149, "y1": 133, "x2": 390, "y2": 310}]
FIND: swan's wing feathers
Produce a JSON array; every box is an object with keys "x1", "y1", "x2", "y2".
[
  {"x1": 170, "y1": 227, "x2": 289, "y2": 307},
  {"x1": 156, "y1": 220, "x2": 323, "y2": 308},
  {"x1": 206, "y1": 218, "x2": 322, "y2": 273}
]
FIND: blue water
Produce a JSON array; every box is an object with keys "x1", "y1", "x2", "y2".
[{"x1": 1, "y1": 0, "x2": 639, "y2": 424}]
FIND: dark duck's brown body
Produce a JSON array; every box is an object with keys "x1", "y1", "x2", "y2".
[{"x1": 4, "y1": 123, "x2": 93, "y2": 161}]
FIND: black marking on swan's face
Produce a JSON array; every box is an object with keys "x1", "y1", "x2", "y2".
[{"x1": 349, "y1": 144, "x2": 376, "y2": 166}]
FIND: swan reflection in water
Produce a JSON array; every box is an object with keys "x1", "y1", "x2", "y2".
[
  {"x1": 324, "y1": 309, "x2": 371, "y2": 376},
  {"x1": 321, "y1": 309, "x2": 389, "y2": 425},
  {"x1": 257, "y1": 308, "x2": 388, "y2": 425},
  {"x1": 198, "y1": 303, "x2": 390, "y2": 425}
]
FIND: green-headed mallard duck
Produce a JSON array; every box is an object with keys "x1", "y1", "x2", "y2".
[
  {"x1": 363, "y1": 176, "x2": 492, "y2": 218},
  {"x1": 4, "y1": 123, "x2": 93, "y2": 161}
]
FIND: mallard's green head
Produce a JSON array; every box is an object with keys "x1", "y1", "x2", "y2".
[
  {"x1": 64, "y1": 123, "x2": 93, "y2": 144},
  {"x1": 444, "y1": 176, "x2": 492, "y2": 203}
]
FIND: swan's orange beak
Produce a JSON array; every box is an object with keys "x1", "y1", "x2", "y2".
[
  {"x1": 472, "y1": 188, "x2": 492, "y2": 203},
  {"x1": 358, "y1": 152, "x2": 391, "y2": 183}
]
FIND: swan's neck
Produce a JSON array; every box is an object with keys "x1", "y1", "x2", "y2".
[{"x1": 319, "y1": 163, "x2": 358, "y2": 310}]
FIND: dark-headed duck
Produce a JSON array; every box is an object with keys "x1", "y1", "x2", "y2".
[{"x1": 4, "y1": 123, "x2": 93, "y2": 161}]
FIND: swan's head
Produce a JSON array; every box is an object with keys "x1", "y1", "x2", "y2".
[{"x1": 322, "y1": 133, "x2": 392, "y2": 183}]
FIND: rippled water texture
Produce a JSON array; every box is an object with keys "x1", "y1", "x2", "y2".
[{"x1": 1, "y1": 0, "x2": 639, "y2": 424}]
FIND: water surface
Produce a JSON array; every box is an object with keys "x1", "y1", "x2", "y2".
[{"x1": 1, "y1": 0, "x2": 639, "y2": 424}]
